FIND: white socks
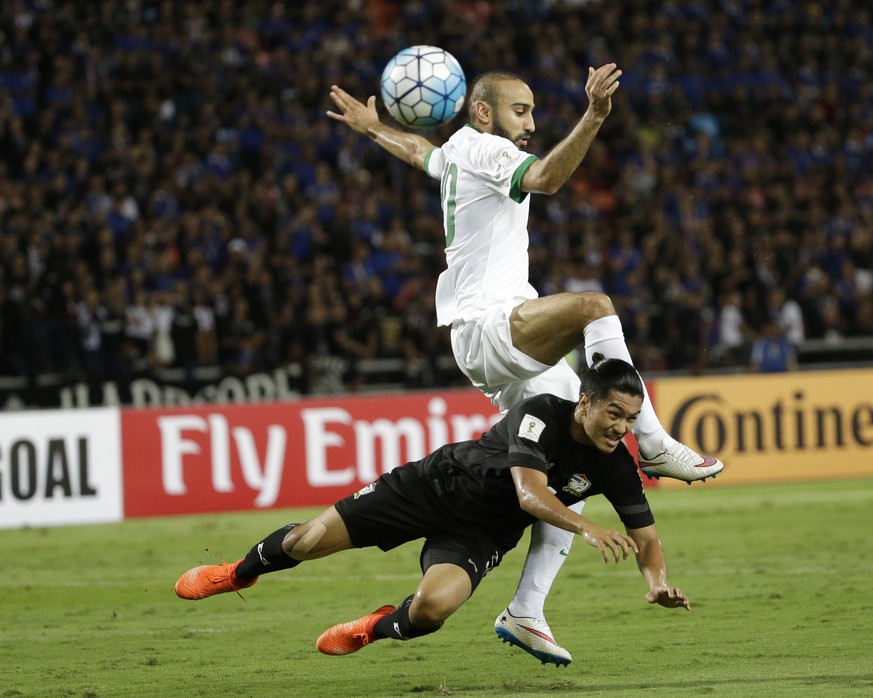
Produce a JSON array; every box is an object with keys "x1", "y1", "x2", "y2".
[
  {"x1": 583, "y1": 314, "x2": 666, "y2": 450},
  {"x1": 507, "y1": 500, "x2": 585, "y2": 619}
]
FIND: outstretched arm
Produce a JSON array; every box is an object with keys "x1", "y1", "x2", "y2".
[
  {"x1": 511, "y1": 466, "x2": 638, "y2": 565},
  {"x1": 627, "y1": 524, "x2": 691, "y2": 611},
  {"x1": 327, "y1": 85, "x2": 436, "y2": 171},
  {"x1": 521, "y1": 63, "x2": 621, "y2": 195}
]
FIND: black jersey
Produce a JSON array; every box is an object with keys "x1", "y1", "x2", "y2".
[{"x1": 407, "y1": 393, "x2": 654, "y2": 546}]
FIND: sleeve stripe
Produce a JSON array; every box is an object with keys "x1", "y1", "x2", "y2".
[
  {"x1": 509, "y1": 154, "x2": 538, "y2": 202},
  {"x1": 613, "y1": 502, "x2": 651, "y2": 516},
  {"x1": 509, "y1": 442, "x2": 545, "y2": 461},
  {"x1": 423, "y1": 147, "x2": 438, "y2": 176}
]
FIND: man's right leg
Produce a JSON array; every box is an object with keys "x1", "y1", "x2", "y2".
[{"x1": 317, "y1": 560, "x2": 472, "y2": 655}]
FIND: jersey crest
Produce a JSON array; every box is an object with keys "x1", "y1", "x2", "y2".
[
  {"x1": 353, "y1": 483, "x2": 376, "y2": 499},
  {"x1": 562, "y1": 474, "x2": 591, "y2": 497}
]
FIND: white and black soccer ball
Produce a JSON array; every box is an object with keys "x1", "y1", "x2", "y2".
[{"x1": 380, "y1": 45, "x2": 467, "y2": 129}]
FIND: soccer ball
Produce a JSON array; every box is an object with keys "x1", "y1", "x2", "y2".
[{"x1": 380, "y1": 45, "x2": 467, "y2": 129}]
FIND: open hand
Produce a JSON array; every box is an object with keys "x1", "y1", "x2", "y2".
[
  {"x1": 580, "y1": 523, "x2": 639, "y2": 564},
  {"x1": 585, "y1": 63, "x2": 622, "y2": 119},
  {"x1": 646, "y1": 585, "x2": 691, "y2": 611},
  {"x1": 326, "y1": 85, "x2": 380, "y2": 135}
]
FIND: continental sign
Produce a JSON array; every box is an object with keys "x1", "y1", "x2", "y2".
[{"x1": 650, "y1": 368, "x2": 873, "y2": 486}]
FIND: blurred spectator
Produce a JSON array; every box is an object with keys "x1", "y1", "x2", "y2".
[
  {"x1": 766, "y1": 287, "x2": 805, "y2": 346},
  {"x1": 150, "y1": 290, "x2": 176, "y2": 369},
  {"x1": 74, "y1": 287, "x2": 106, "y2": 379},
  {"x1": 750, "y1": 320, "x2": 797, "y2": 373},
  {"x1": 713, "y1": 289, "x2": 752, "y2": 367},
  {"x1": 220, "y1": 297, "x2": 264, "y2": 375},
  {"x1": 328, "y1": 293, "x2": 379, "y2": 392},
  {"x1": 192, "y1": 287, "x2": 218, "y2": 367},
  {"x1": 124, "y1": 288, "x2": 153, "y2": 372}
]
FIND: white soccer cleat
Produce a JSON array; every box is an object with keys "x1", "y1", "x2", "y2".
[
  {"x1": 638, "y1": 435, "x2": 724, "y2": 483},
  {"x1": 494, "y1": 608, "x2": 572, "y2": 667}
]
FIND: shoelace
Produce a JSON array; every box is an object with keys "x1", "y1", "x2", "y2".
[
  {"x1": 670, "y1": 444, "x2": 699, "y2": 467},
  {"x1": 352, "y1": 632, "x2": 370, "y2": 646},
  {"x1": 212, "y1": 564, "x2": 248, "y2": 601},
  {"x1": 642, "y1": 444, "x2": 700, "y2": 468}
]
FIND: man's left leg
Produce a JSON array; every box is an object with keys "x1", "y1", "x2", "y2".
[
  {"x1": 494, "y1": 503, "x2": 580, "y2": 667},
  {"x1": 510, "y1": 293, "x2": 723, "y2": 482},
  {"x1": 175, "y1": 522, "x2": 303, "y2": 600},
  {"x1": 487, "y1": 359, "x2": 581, "y2": 667},
  {"x1": 582, "y1": 314, "x2": 724, "y2": 481},
  {"x1": 317, "y1": 562, "x2": 472, "y2": 655}
]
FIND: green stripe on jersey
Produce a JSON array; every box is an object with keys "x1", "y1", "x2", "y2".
[
  {"x1": 423, "y1": 147, "x2": 438, "y2": 174},
  {"x1": 510, "y1": 155, "x2": 538, "y2": 203}
]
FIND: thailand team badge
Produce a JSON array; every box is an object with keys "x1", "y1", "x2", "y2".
[{"x1": 562, "y1": 474, "x2": 591, "y2": 497}]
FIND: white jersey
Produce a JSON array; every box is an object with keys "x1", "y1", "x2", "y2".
[{"x1": 424, "y1": 125, "x2": 540, "y2": 326}]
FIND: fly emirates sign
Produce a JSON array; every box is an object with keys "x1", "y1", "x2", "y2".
[{"x1": 122, "y1": 390, "x2": 501, "y2": 517}]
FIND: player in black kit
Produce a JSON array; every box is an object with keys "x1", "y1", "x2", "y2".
[{"x1": 175, "y1": 356, "x2": 691, "y2": 662}]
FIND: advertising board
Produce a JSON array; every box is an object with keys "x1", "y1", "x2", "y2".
[
  {"x1": 0, "y1": 408, "x2": 123, "y2": 529},
  {"x1": 650, "y1": 369, "x2": 873, "y2": 486},
  {"x1": 121, "y1": 389, "x2": 501, "y2": 516}
]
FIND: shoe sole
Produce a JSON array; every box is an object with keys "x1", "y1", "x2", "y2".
[
  {"x1": 495, "y1": 627, "x2": 571, "y2": 667},
  {"x1": 640, "y1": 466, "x2": 724, "y2": 484},
  {"x1": 645, "y1": 472, "x2": 720, "y2": 484},
  {"x1": 639, "y1": 456, "x2": 724, "y2": 484}
]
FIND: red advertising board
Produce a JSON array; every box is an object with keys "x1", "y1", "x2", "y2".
[{"x1": 122, "y1": 389, "x2": 501, "y2": 517}]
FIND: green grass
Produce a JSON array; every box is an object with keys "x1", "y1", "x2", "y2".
[{"x1": 3, "y1": 479, "x2": 872, "y2": 697}]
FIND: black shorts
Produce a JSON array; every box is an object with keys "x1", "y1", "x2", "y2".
[{"x1": 334, "y1": 464, "x2": 510, "y2": 591}]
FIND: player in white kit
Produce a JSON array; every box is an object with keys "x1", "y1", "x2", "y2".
[{"x1": 327, "y1": 63, "x2": 722, "y2": 666}]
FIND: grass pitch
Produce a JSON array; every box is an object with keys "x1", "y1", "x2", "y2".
[{"x1": 3, "y1": 478, "x2": 872, "y2": 697}]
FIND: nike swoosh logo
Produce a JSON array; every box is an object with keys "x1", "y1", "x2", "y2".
[
  {"x1": 520, "y1": 624, "x2": 556, "y2": 643},
  {"x1": 559, "y1": 549, "x2": 569, "y2": 557}
]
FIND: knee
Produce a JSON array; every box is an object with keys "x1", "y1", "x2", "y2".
[
  {"x1": 281, "y1": 528, "x2": 305, "y2": 560},
  {"x1": 409, "y1": 592, "x2": 456, "y2": 627},
  {"x1": 577, "y1": 291, "x2": 615, "y2": 320},
  {"x1": 282, "y1": 521, "x2": 326, "y2": 561}
]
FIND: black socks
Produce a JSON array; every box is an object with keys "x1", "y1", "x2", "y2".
[
  {"x1": 373, "y1": 595, "x2": 443, "y2": 640},
  {"x1": 235, "y1": 523, "x2": 301, "y2": 580}
]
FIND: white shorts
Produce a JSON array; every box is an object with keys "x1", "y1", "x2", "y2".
[{"x1": 450, "y1": 299, "x2": 582, "y2": 412}]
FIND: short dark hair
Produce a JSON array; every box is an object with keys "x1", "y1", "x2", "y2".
[
  {"x1": 579, "y1": 353, "x2": 644, "y2": 404},
  {"x1": 467, "y1": 71, "x2": 527, "y2": 122}
]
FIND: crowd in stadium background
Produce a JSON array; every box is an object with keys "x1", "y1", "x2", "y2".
[{"x1": 0, "y1": 0, "x2": 871, "y2": 400}]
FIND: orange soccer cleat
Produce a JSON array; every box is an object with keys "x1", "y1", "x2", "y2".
[
  {"x1": 315, "y1": 605, "x2": 396, "y2": 655},
  {"x1": 174, "y1": 559, "x2": 258, "y2": 600}
]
